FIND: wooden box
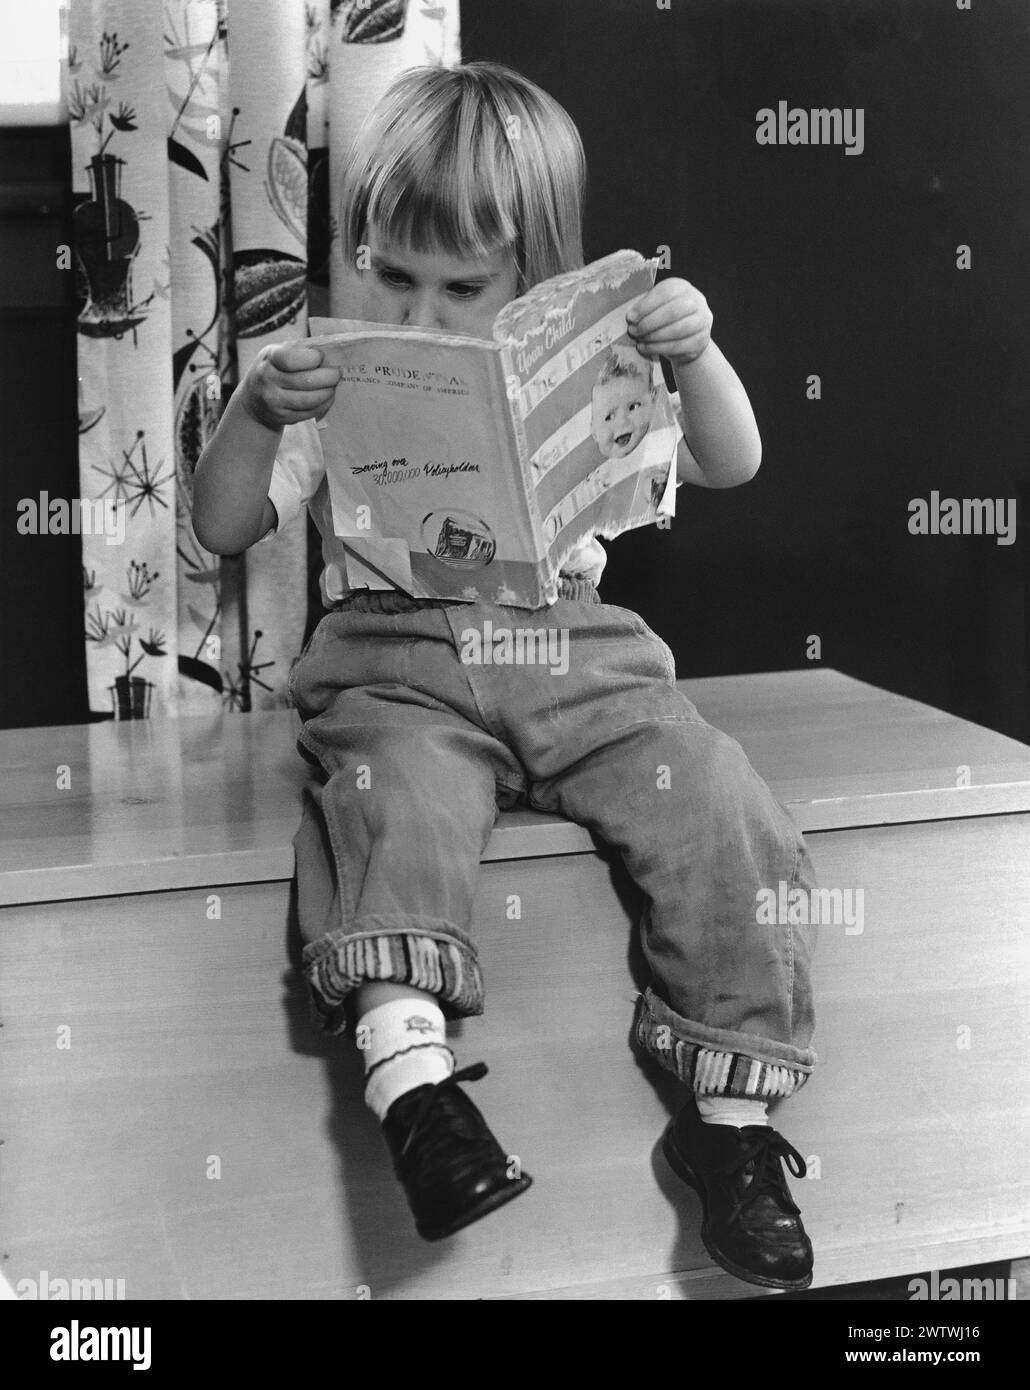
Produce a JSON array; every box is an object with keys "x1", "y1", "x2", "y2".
[{"x1": 2, "y1": 669, "x2": 1028, "y2": 1300}]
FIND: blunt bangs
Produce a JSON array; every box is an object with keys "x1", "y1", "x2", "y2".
[{"x1": 339, "y1": 63, "x2": 586, "y2": 294}]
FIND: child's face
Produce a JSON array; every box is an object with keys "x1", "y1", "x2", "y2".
[
  {"x1": 591, "y1": 375, "x2": 655, "y2": 458},
  {"x1": 360, "y1": 223, "x2": 520, "y2": 338}
]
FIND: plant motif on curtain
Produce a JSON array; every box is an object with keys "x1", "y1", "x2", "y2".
[
  {"x1": 70, "y1": 16, "x2": 173, "y2": 722},
  {"x1": 70, "y1": 0, "x2": 459, "y2": 721},
  {"x1": 333, "y1": 0, "x2": 410, "y2": 44},
  {"x1": 230, "y1": 95, "x2": 307, "y2": 341},
  {"x1": 165, "y1": 4, "x2": 236, "y2": 708},
  {"x1": 69, "y1": 32, "x2": 154, "y2": 341}
]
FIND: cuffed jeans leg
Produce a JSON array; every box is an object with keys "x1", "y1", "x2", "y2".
[
  {"x1": 445, "y1": 600, "x2": 819, "y2": 1100},
  {"x1": 293, "y1": 679, "x2": 523, "y2": 1034}
]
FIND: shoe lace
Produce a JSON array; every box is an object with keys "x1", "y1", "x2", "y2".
[
  {"x1": 723, "y1": 1128, "x2": 807, "y2": 1225},
  {"x1": 399, "y1": 1061, "x2": 488, "y2": 1158}
]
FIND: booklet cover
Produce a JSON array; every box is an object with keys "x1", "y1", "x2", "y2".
[{"x1": 308, "y1": 248, "x2": 682, "y2": 608}]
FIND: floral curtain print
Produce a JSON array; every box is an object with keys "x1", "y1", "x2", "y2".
[{"x1": 66, "y1": 0, "x2": 460, "y2": 719}]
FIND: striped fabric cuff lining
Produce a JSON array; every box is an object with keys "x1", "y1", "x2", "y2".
[
  {"x1": 635, "y1": 1006, "x2": 811, "y2": 1100},
  {"x1": 303, "y1": 932, "x2": 484, "y2": 1035}
]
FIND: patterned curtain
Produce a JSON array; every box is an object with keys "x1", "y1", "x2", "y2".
[{"x1": 66, "y1": 0, "x2": 460, "y2": 719}]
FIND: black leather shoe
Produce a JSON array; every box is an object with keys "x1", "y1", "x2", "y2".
[
  {"x1": 381, "y1": 1062, "x2": 533, "y2": 1241},
  {"x1": 662, "y1": 1096, "x2": 814, "y2": 1290}
]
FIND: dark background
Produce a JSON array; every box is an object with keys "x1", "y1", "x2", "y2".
[
  {"x1": 0, "y1": 124, "x2": 80, "y2": 729},
  {"x1": 464, "y1": 0, "x2": 1030, "y2": 742},
  {"x1": 3, "y1": 0, "x2": 1029, "y2": 740}
]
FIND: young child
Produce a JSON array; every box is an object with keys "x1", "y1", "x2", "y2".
[
  {"x1": 590, "y1": 343, "x2": 657, "y2": 460},
  {"x1": 194, "y1": 61, "x2": 819, "y2": 1292}
]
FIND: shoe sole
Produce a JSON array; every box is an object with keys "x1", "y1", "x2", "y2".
[
  {"x1": 417, "y1": 1173, "x2": 534, "y2": 1242},
  {"x1": 661, "y1": 1126, "x2": 813, "y2": 1293}
]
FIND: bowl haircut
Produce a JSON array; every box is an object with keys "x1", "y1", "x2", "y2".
[{"x1": 338, "y1": 61, "x2": 587, "y2": 296}]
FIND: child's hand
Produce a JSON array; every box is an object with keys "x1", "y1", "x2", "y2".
[
  {"x1": 626, "y1": 278, "x2": 713, "y2": 369},
  {"x1": 240, "y1": 343, "x2": 342, "y2": 431}
]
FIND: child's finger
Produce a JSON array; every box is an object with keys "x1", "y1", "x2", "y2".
[
  {"x1": 278, "y1": 365, "x2": 342, "y2": 393},
  {"x1": 627, "y1": 278, "x2": 689, "y2": 319},
  {"x1": 640, "y1": 334, "x2": 709, "y2": 361},
  {"x1": 629, "y1": 301, "x2": 702, "y2": 336},
  {"x1": 638, "y1": 322, "x2": 709, "y2": 350},
  {"x1": 640, "y1": 332, "x2": 711, "y2": 364},
  {"x1": 273, "y1": 386, "x2": 338, "y2": 414},
  {"x1": 266, "y1": 343, "x2": 326, "y2": 374}
]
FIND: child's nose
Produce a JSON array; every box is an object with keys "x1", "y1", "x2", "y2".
[{"x1": 403, "y1": 292, "x2": 445, "y2": 331}]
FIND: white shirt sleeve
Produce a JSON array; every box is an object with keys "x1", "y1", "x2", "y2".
[
  {"x1": 560, "y1": 533, "x2": 608, "y2": 583},
  {"x1": 257, "y1": 418, "x2": 327, "y2": 540}
]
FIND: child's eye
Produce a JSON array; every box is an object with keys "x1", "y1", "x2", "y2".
[{"x1": 373, "y1": 269, "x2": 482, "y2": 299}]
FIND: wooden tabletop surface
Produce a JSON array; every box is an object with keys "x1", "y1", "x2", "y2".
[{"x1": 2, "y1": 668, "x2": 1029, "y2": 906}]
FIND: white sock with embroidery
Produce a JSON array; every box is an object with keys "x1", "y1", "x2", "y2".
[
  {"x1": 359, "y1": 999, "x2": 454, "y2": 1122},
  {"x1": 697, "y1": 1095, "x2": 769, "y2": 1128}
]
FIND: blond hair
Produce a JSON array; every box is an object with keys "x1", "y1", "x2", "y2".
[
  {"x1": 338, "y1": 61, "x2": 587, "y2": 295},
  {"x1": 595, "y1": 344, "x2": 655, "y2": 392}
]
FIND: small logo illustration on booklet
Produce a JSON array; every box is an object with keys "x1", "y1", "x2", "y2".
[{"x1": 422, "y1": 510, "x2": 497, "y2": 567}]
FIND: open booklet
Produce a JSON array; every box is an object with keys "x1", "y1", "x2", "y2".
[{"x1": 308, "y1": 248, "x2": 682, "y2": 608}]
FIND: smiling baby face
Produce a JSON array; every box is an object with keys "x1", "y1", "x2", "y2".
[{"x1": 590, "y1": 347, "x2": 657, "y2": 459}]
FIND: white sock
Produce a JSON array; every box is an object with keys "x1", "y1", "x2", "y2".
[
  {"x1": 359, "y1": 999, "x2": 454, "y2": 1121},
  {"x1": 697, "y1": 1095, "x2": 769, "y2": 1128}
]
